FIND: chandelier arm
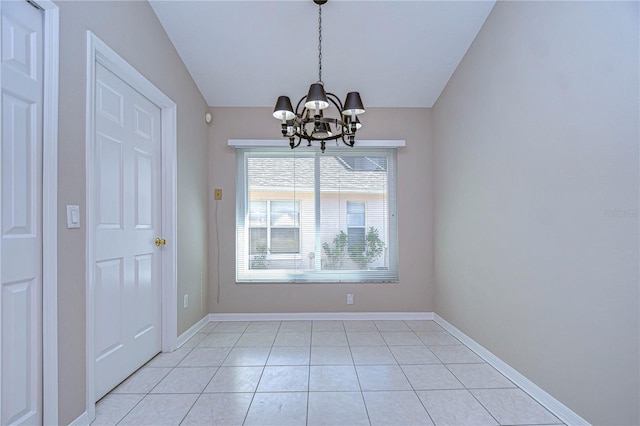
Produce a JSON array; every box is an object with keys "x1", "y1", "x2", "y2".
[
  {"x1": 341, "y1": 136, "x2": 355, "y2": 147},
  {"x1": 325, "y1": 92, "x2": 345, "y2": 112},
  {"x1": 294, "y1": 95, "x2": 307, "y2": 116},
  {"x1": 293, "y1": 131, "x2": 344, "y2": 143},
  {"x1": 289, "y1": 136, "x2": 303, "y2": 149},
  {"x1": 316, "y1": 117, "x2": 347, "y2": 127}
]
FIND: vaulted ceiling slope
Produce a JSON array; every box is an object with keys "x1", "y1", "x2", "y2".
[{"x1": 149, "y1": 0, "x2": 495, "y2": 108}]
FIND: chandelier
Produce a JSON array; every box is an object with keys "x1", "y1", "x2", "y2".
[{"x1": 272, "y1": 0, "x2": 365, "y2": 153}]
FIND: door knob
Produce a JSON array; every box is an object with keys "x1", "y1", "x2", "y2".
[{"x1": 155, "y1": 238, "x2": 166, "y2": 246}]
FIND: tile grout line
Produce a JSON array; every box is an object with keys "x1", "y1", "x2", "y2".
[
  {"x1": 345, "y1": 323, "x2": 372, "y2": 426},
  {"x1": 305, "y1": 326, "x2": 312, "y2": 426},
  {"x1": 397, "y1": 320, "x2": 437, "y2": 426},
  {"x1": 176, "y1": 320, "x2": 225, "y2": 425},
  {"x1": 240, "y1": 320, "x2": 272, "y2": 426},
  {"x1": 424, "y1": 364, "x2": 496, "y2": 424}
]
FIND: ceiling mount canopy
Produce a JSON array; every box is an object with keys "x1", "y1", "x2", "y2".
[{"x1": 272, "y1": 0, "x2": 365, "y2": 153}]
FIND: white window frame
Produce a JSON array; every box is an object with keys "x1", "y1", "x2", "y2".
[{"x1": 236, "y1": 147, "x2": 399, "y2": 283}]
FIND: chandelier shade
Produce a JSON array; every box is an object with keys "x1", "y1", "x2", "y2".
[
  {"x1": 305, "y1": 83, "x2": 330, "y2": 110},
  {"x1": 273, "y1": 96, "x2": 295, "y2": 121},
  {"x1": 313, "y1": 120, "x2": 333, "y2": 139},
  {"x1": 272, "y1": 0, "x2": 364, "y2": 152},
  {"x1": 343, "y1": 92, "x2": 365, "y2": 115}
]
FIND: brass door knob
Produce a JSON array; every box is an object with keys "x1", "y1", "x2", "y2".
[{"x1": 155, "y1": 238, "x2": 166, "y2": 246}]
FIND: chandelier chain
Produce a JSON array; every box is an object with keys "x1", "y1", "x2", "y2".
[{"x1": 318, "y1": 4, "x2": 322, "y2": 84}]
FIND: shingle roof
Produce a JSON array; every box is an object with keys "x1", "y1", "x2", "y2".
[{"x1": 248, "y1": 155, "x2": 387, "y2": 193}]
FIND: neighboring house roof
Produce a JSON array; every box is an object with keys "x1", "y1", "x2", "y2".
[{"x1": 248, "y1": 155, "x2": 388, "y2": 193}]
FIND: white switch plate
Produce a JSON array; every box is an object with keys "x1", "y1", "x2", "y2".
[
  {"x1": 66, "y1": 205, "x2": 80, "y2": 229},
  {"x1": 183, "y1": 294, "x2": 189, "y2": 309},
  {"x1": 347, "y1": 293, "x2": 354, "y2": 305}
]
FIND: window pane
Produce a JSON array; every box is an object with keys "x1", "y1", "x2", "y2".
[
  {"x1": 346, "y1": 214, "x2": 364, "y2": 226},
  {"x1": 270, "y1": 201, "x2": 300, "y2": 227},
  {"x1": 245, "y1": 155, "x2": 314, "y2": 271},
  {"x1": 347, "y1": 202, "x2": 365, "y2": 226},
  {"x1": 347, "y1": 202, "x2": 365, "y2": 214},
  {"x1": 336, "y1": 156, "x2": 387, "y2": 171},
  {"x1": 320, "y1": 155, "x2": 388, "y2": 271},
  {"x1": 270, "y1": 228, "x2": 300, "y2": 253},
  {"x1": 249, "y1": 201, "x2": 267, "y2": 226},
  {"x1": 249, "y1": 228, "x2": 267, "y2": 255},
  {"x1": 347, "y1": 227, "x2": 365, "y2": 254}
]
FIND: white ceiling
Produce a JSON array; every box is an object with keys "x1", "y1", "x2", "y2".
[{"x1": 149, "y1": 0, "x2": 495, "y2": 108}]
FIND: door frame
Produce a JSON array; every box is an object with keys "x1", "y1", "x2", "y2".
[
  {"x1": 0, "y1": 0, "x2": 59, "y2": 424},
  {"x1": 39, "y1": 2, "x2": 59, "y2": 424},
  {"x1": 85, "y1": 31, "x2": 177, "y2": 420}
]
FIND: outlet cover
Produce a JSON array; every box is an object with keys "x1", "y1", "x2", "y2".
[
  {"x1": 347, "y1": 293, "x2": 354, "y2": 305},
  {"x1": 183, "y1": 294, "x2": 189, "y2": 309}
]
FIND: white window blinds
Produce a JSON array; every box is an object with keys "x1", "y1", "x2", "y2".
[{"x1": 235, "y1": 147, "x2": 399, "y2": 283}]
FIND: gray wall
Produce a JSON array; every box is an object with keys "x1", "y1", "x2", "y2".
[
  {"x1": 57, "y1": 1, "x2": 208, "y2": 423},
  {"x1": 432, "y1": 1, "x2": 639, "y2": 424},
  {"x1": 208, "y1": 107, "x2": 435, "y2": 313}
]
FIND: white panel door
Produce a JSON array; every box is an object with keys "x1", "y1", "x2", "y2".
[
  {"x1": 93, "y1": 63, "x2": 162, "y2": 400},
  {"x1": 0, "y1": 1, "x2": 43, "y2": 424}
]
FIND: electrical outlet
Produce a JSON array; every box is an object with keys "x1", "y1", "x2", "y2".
[
  {"x1": 214, "y1": 188, "x2": 222, "y2": 200},
  {"x1": 347, "y1": 293, "x2": 354, "y2": 305},
  {"x1": 183, "y1": 294, "x2": 189, "y2": 309}
]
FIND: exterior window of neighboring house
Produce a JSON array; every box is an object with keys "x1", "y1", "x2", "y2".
[
  {"x1": 249, "y1": 201, "x2": 300, "y2": 255},
  {"x1": 236, "y1": 148, "x2": 398, "y2": 283},
  {"x1": 346, "y1": 202, "x2": 366, "y2": 255}
]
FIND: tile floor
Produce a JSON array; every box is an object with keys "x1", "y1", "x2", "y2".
[{"x1": 92, "y1": 320, "x2": 564, "y2": 426}]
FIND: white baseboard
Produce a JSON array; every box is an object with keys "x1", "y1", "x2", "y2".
[
  {"x1": 208, "y1": 312, "x2": 433, "y2": 322},
  {"x1": 433, "y1": 314, "x2": 590, "y2": 426},
  {"x1": 176, "y1": 315, "x2": 209, "y2": 349},
  {"x1": 68, "y1": 411, "x2": 89, "y2": 426}
]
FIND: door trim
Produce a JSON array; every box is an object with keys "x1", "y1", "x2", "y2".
[
  {"x1": 39, "y1": 1, "x2": 59, "y2": 424},
  {"x1": 85, "y1": 31, "x2": 177, "y2": 420}
]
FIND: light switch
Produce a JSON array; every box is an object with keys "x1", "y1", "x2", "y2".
[{"x1": 67, "y1": 205, "x2": 80, "y2": 229}]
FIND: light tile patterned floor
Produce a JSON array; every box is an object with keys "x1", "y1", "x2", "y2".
[{"x1": 92, "y1": 320, "x2": 564, "y2": 426}]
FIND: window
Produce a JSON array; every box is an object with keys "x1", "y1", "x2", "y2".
[
  {"x1": 236, "y1": 148, "x2": 398, "y2": 282},
  {"x1": 346, "y1": 202, "x2": 366, "y2": 255},
  {"x1": 249, "y1": 201, "x2": 300, "y2": 256}
]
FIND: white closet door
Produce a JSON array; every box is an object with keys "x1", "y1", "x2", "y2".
[
  {"x1": 93, "y1": 62, "x2": 162, "y2": 400},
  {"x1": 1, "y1": 1, "x2": 44, "y2": 424}
]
